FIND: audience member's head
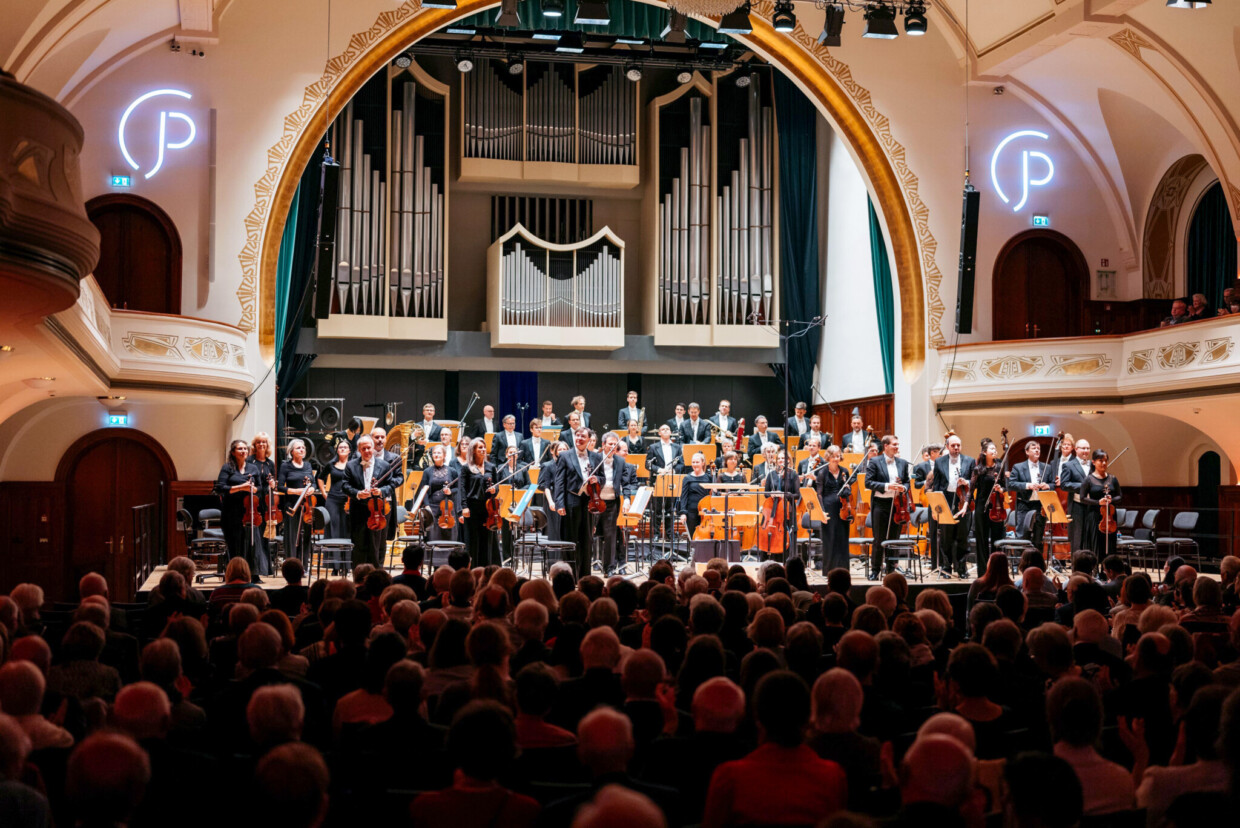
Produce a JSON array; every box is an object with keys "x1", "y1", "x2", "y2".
[
  {"x1": 247, "y1": 684, "x2": 305, "y2": 748},
  {"x1": 66, "y1": 732, "x2": 151, "y2": 826},
  {"x1": 254, "y1": 742, "x2": 330, "y2": 828},
  {"x1": 754, "y1": 670, "x2": 811, "y2": 748},
  {"x1": 811, "y1": 668, "x2": 864, "y2": 734}
]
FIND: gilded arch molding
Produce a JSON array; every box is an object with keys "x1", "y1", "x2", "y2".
[{"x1": 240, "y1": 0, "x2": 941, "y2": 378}]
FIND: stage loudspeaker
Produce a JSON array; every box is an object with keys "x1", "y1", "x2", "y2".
[
  {"x1": 312, "y1": 158, "x2": 342, "y2": 320},
  {"x1": 955, "y1": 185, "x2": 979, "y2": 335}
]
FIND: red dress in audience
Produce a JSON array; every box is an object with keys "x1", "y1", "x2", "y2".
[{"x1": 701, "y1": 742, "x2": 847, "y2": 827}]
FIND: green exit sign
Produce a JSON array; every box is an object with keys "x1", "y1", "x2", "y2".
[
  {"x1": 110, "y1": 174, "x2": 133, "y2": 188},
  {"x1": 1032, "y1": 214, "x2": 1050, "y2": 227},
  {"x1": 1033, "y1": 424, "x2": 1052, "y2": 437}
]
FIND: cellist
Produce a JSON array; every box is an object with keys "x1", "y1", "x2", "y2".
[
  {"x1": 341, "y1": 435, "x2": 393, "y2": 568},
  {"x1": 761, "y1": 448, "x2": 799, "y2": 560}
]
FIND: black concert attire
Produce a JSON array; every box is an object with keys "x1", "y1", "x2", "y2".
[
  {"x1": 541, "y1": 455, "x2": 563, "y2": 542},
  {"x1": 680, "y1": 418, "x2": 712, "y2": 445},
  {"x1": 496, "y1": 461, "x2": 531, "y2": 565},
  {"x1": 469, "y1": 417, "x2": 498, "y2": 439},
  {"x1": 762, "y1": 466, "x2": 800, "y2": 560},
  {"x1": 520, "y1": 435, "x2": 554, "y2": 468},
  {"x1": 747, "y1": 430, "x2": 783, "y2": 461},
  {"x1": 818, "y1": 464, "x2": 852, "y2": 574},
  {"x1": 460, "y1": 461, "x2": 499, "y2": 567},
  {"x1": 911, "y1": 459, "x2": 936, "y2": 565},
  {"x1": 555, "y1": 447, "x2": 602, "y2": 577},
  {"x1": 377, "y1": 448, "x2": 405, "y2": 542},
  {"x1": 342, "y1": 457, "x2": 393, "y2": 568},
  {"x1": 489, "y1": 429, "x2": 523, "y2": 465},
  {"x1": 417, "y1": 464, "x2": 460, "y2": 543},
  {"x1": 930, "y1": 453, "x2": 976, "y2": 577},
  {"x1": 1007, "y1": 459, "x2": 1050, "y2": 549},
  {"x1": 716, "y1": 469, "x2": 747, "y2": 485},
  {"x1": 785, "y1": 415, "x2": 811, "y2": 439},
  {"x1": 412, "y1": 421, "x2": 443, "y2": 465},
  {"x1": 840, "y1": 430, "x2": 869, "y2": 454},
  {"x1": 678, "y1": 470, "x2": 715, "y2": 545},
  {"x1": 618, "y1": 407, "x2": 642, "y2": 429},
  {"x1": 250, "y1": 455, "x2": 277, "y2": 574},
  {"x1": 595, "y1": 452, "x2": 637, "y2": 574},
  {"x1": 865, "y1": 452, "x2": 912, "y2": 577},
  {"x1": 573, "y1": 410, "x2": 591, "y2": 429},
  {"x1": 214, "y1": 460, "x2": 261, "y2": 567},
  {"x1": 1059, "y1": 456, "x2": 1092, "y2": 552},
  {"x1": 665, "y1": 417, "x2": 687, "y2": 439},
  {"x1": 1080, "y1": 473, "x2": 1123, "y2": 558},
  {"x1": 647, "y1": 439, "x2": 684, "y2": 543},
  {"x1": 622, "y1": 434, "x2": 645, "y2": 455},
  {"x1": 802, "y1": 430, "x2": 831, "y2": 450},
  {"x1": 710, "y1": 414, "x2": 738, "y2": 437},
  {"x1": 278, "y1": 459, "x2": 316, "y2": 564},
  {"x1": 969, "y1": 462, "x2": 1006, "y2": 564},
  {"x1": 317, "y1": 462, "x2": 350, "y2": 540}
]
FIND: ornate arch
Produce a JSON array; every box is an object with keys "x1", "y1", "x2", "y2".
[
  {"x1": 240, "y1": 0, "x2": 941, "y2": 379},
  {"x1": 1143, "y1": 154, "x2": 1210, "y2": 300}
]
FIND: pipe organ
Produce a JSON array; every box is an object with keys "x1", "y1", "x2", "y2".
[
  {"x1": 646, "y1": 71, "x2": 779, "y2": 347},
  {"x1": 462, "y1": 60, "x2": 522, "y2": 161},
  {"x1": 526, "y1": 64, "x2": 576, "y2": 164},
  {"x1": 578, "y1": 66, "x2": 636, "y2": 166},
  {"x1": 488, "y1": 225, "x2": 625, "y2": 350},
  {"x1": 319, "y1": 61, "x2": 449, "y2": 341}
]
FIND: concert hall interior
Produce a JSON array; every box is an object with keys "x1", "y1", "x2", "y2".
[{"x1": 2, "y1": 1, "x2": 1240, "y2": 826}]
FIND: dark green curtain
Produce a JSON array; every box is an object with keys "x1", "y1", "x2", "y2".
[
  {"x1": 772, "y1": 72, "x2": 820, "y2": 403},
  {"x1": 1186, "y1": 181, "x2": 1237, "y2": 310},
  {"x1": 459, "y1": 0, "x2": 728, "y2": 44},
  {"x1": 275, "y1": 144, "x2": 328, "y2": 407},
  {"x1": 867, "y1": 197, "x2": 895, "y2": 394}
]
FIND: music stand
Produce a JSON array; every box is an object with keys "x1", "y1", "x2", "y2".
[
  {"x1": 685, "y1": 443, "x2": 717, "y2": 468},
  {"x1": 484, "y1": 433, "x2": 495, "y2": 454},
  {"x1": 652, "y1": 474, "x2": 685, "y2": 559},
  {"x1": 622, "y1": 486, "x2": 655, "y2": 571},
  {"x1": 926, "y1": 491, "x2": 956, "y2": 577},
  {"x1": 1037, "y1": 490, "x2": 1071, "y2": 569}
]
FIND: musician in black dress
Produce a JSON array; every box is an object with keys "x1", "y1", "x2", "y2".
[
  {"x1": 622, "y1": 420, "x2": 645, "y2": 455},
  {"x1": 678, "y1": 451, "x2": 715, "y2": 545},
  {"x1": 716, "y1": 451, "x2": 747, "y2": 484},
  {"x1": 461, "y1": 438, "x2": 499, "y2": 567},
  {"x1": 970, "y1": 438, "x2": 1006, "y2": 568},
  {"x1": 595, "y1": 434, "x2": 636, "y2": 574},
  {"x1": 214, "y1": 439, "x2": 259, "y2": 565},
  {"x1": 416, "y1": 444, "x2": 461, "y2": 543},
  {"x1": 1080, "y1": 449, "x2": 1123, "y2": 558},
  {"x1": 762, "y1": 449, "x2": 800, "y2": 560},
  {"x1": 278, "y1": 438, "x2": 316, "y2": 564},
  {"x1": 341, "y1": 436, "x2": 394, "y2": 568},
  {"x1": 496, "y1": 446, "x2": 531, "y2": 564},
  {"x1": 817, "y1": 446, "x2": 852, "y2": 575},
  {"x1": 249, "y1": 432, "x2": 277, "y2": 573},
  {"x1": 316, "y1": 439, "x2": 351, "y2": 540}
]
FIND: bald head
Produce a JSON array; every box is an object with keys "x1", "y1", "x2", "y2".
[
  {"x1": 113, "y1": 682, "x2": 172, "y2": 741},
  {"x1": 811, "y1": 668, "x2": 864, "y2": 733},
  {"x1": 901, "y1": 733, "x2": 974, "y2": 808},
  {"x1": 692, "y1": 677, "x2": 745, "y2": 734},
  {"x1": 580, "y1": 626, "x2": 621, "y2": 671},
  {"x1": 79, "y1": 572, "x2": 109, "y2": 599},
  {"x1": 578, "y1": 708, "x2": 634, "y2": 775}
]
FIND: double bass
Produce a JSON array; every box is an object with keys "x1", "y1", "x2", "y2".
[{"x1": 758, "y1": 461, "x2": 792, "y2": 557}]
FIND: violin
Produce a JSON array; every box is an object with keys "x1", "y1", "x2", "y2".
[
  {"x1": 985, "y1": 428, "x2": 1011, "y2": 523},
  {"x1": 1098, "y1": 477, "x2": 1117, "y2": 535},
  {"x1": 437, "y1": 483, "x2": 457, "y2": 530},
  {"x1": 241, "y1": 474, "x2": 261, "y2": 527},
  {"x1": 264, "y1": 474, "x2": 280, "y2": 540},
  {"x1": 892, "y1": 486, "x2": 912, "y2": 526},
  {"x1": 366, "y1": 488, "x2": 391, "y2": 531},
  {"x1": 485, "y1": 472, "x2": 504, "y2": 531},
  {"x1": 301, "y1": 475, "x2": 317, "y2": 525}
]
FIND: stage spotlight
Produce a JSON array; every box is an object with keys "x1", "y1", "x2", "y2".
[
  {"x1": 772, "y1": 0, "x2": 796, "y2": 33},
  {"x1": 574, "y1": 0, "x2": 611, "y2": 25},
  {"x1": 422, "y1": 0, "x2": 458, "y2": 8},
  {"x1": 625, "y1": 62, "x2": 643, "y2": 82},
  {"x1": 818, "y1": 4, "x2": 845, "y2": 47},
  {"x1": 394, "y1": 52, "x2": 413, "y2": 69},
  {"x1": 541, "y1": 0, "x2": 564, "y2": 16},
  {"x1": 734, "y1": 73, "x2": 751, "y2": 88},
  {"x1": 662, "y1": 9, "x2": 688, "y2": 43},
  {"x1": 1166, "y1": 0, "x2": 1210, "y2": 7},
  {"x1": 506, "y1": 55, "x2": 524, "y2": 75},
  {"x1": 676, "y1": 69, "x2": 693, "y2": 84},
  {"x1": 556, "y1": 31, "x2": 586, "y2": 53},
  {"x1": 718, "y1": 2, "x2": 753, "y2": 35},
  {"x1": 456, "y1": 54, "x2": 475, "y2": 72},
  {"x1": 904, "y1": 2, "x2": 927, "y2": 35},
  {"x1": 863, "y1": 3, "x2": 898, "y2": 39},
  {"x1": 496, "y1": 0, "x2": 521, "y2": 27}
]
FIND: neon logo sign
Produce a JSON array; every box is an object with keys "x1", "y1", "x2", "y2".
[
  {"x1": 990, "y1": 130, "x2": 1054, "y2": 212},
  {"x1": 118, "y1": 89, "x2": 197, "y2": 180}
]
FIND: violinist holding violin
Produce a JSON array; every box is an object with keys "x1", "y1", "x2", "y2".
[
  {"x1": 1007, "y1": 441, "x2": 1051, "y2": 550},
  {"x1": 865, "y1": 435, "x2": 911, "y2": 579},
  {"x1": 817, "y1": 444, "x2": 853, "y2": 575},
  {"x1": 929, "y1": 433, "x2": 976, "y2": 578},
  {"x1": 416, "y1": 444, "x2": 460, "y2": 543},
  {"x1": 461, "y1": 437, "x2": 499, "y2": 566},
  {"x1": 278, "y1": 438, "x2": 316, "y2": 564},
  {"x1": 969, "y1": 438, "x2": 1006, "y2": 566},
  {"x1": 555, "y1": 428, "x2": 602, "y2": 578},
  {"x1": 342, "y1": 435, "x2": 394, "y2": 568},
  {"x1": 596, "y1": 434, "x2": 636, "y2": 574},
  {"x1": 214, "y1": 439, "x2": 259, "y2": 565},
  {"x1": 370, "y1": 427, "x2": 405, "y2": 543},
  {"x1": 1080, "y1": 449, "x2": 1123, "y2": 557},
  {"x1": 249, "y1": 433, "x2": 277, "y2": 574}
]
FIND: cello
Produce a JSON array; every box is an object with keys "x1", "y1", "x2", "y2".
[{"x1": 758, "y1": 457, "x2": 791, "y2": 557}]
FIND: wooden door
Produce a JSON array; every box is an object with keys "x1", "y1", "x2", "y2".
[
  {"x1": 67, "y1": 438, "x2": 167, "y2": 602},
  {"x1": 87, "y1": 195, "x2": 182, "y2": 314},
  {"x1": 993, "y1": 231, "x2": 1085, "y2": 341}
]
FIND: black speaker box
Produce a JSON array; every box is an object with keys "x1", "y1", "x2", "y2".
[
  {"x1": 955, "y1": 185, "x2": 980, "y2": 335},
  {"x1": 312, "y1": 158, "x2": 342, "y2": 320}
]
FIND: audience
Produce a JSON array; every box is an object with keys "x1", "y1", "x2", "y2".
[{"x1": 2, "y1": 555, "x2": 1240, "y2": 828}]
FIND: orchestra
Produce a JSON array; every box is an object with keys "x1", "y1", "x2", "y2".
[{"x1": 215, "y1": 392, "x2": 1132, "y2": 586}]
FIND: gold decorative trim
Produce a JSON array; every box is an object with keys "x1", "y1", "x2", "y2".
[
  {"x1": 980, "y1": 356, "x2": 1043, "y2": 381},
  {"x1": 1047, "y1": 354, "x2": 1111, "y2": 376},
  {"x1": 941, "y1": 361, "x2": 976, "y2": 383},
  {"x1": 122, "y1": 333, "x2": 182, "y2": 360},
  {"x1": 185, "y1": 336, "x2": 231, "y2": 364},
  {"x1": 1127, "y1": 349, "x2": 1153, "y2": 374},
  {"x1": 241, "y1": 0, "x2": 934, "y2": 374},
  {"x1": 1109, "y1": 28, "x2": 1152, "y2": 60},
  {"x1": 1156, "y1": 341, "x2": 1200, "y2": 370},
  {"x1": 1202, "y1": 337, "x2": 1234, "y2": 365}
]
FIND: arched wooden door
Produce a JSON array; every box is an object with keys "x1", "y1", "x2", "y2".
[
  {"x1": 992, "y1": 230, "x2": 1087, "y2": 341},
  {"x1": 86, "y1": 195, "x2": 182, "y2": 314},
  {"x1": 58, "y1": 431, "x2": 174, "y2": 602}
]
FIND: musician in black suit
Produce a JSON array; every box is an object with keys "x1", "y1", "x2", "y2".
[
  {"x1": 489, "y1": 415, "x2": 523, "y2": 465},
  {"x1": 785, "y1": 402, "x2": 811, "y2": 441},
  {"x1": 647, "y1": 424, "x2": 684, "y2": 544},
  {"x1": 570, "y1": 396, "x2": 591, "y2": 430},
  {"x1": 709, "y1": 400, "x2": 738, "y2": 438},
  {"x1": 341, "y1": 436, "x2": 394, "y2": 568},
  {"x1": 617, "y1": 391, "x2": 642, "y2": 430},
  {"x1": 594, "y1": 435, "x2": 637, "y2": 574},
  {"x1": 1062, "y1": 438, "x2": 1093, "y2": 552},
  {"x1": 865, "y1": 435, "x2": 911, "y2": 579},
  {"x1": 413, "y1": 404, "x2": 444, "y2": 466},
  {"x1": 746, "y1": 416, "x2": 783, "y2": 461},
  {"x1": 1007, "y1": 441, "x2": 1051, "y2": 549},
  {"x1": 370, "y1": 426, "x2": 405, "y2": 542},
  {"x1": 555, "y1": 429, "x2": 603, "y2": 577},
  {"x1": 802, "y1": 414, "x2": 831, "y2": 451},
  {"x1": 839, "y1": 413, "x2": 869, "y2": 454},
  {"x1": 680, "y1": 403, "x2": 712, "y2": 445},
  {"x1": 520, "y1": 419, "x2": 554, "y2": 467},
  {"x1": 929, "y1": 434, "x2": 976, "y2": 578},
  {"x1": 665, "y1": 403, "x2": 687, "y2": 440},
  {"x1": 538, "y1": 400, "x2": 562, "y2": 429},
  {"x1": 468, "y1": 405, "x2": 499, "y2": 439}
]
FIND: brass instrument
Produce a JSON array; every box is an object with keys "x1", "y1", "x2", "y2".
[{"x1": 638, "y1": 406, "x2": 646, "y2": 433}]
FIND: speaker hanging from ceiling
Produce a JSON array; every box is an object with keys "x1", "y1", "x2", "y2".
[{"x1": 955, "y1": 184, "x2": 979, "y2": 335}]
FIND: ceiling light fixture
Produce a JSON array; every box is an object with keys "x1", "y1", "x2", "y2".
[
  {"x1": 506, "y1": 55, "x2": 524, "y2": 75},
  {"x1": 541, "y1": 0, "x2": 565, "y2": 17},
  {"x1": 556, "y1": 31, "x2": 586, "y2": 53},
  {"x1": 422, "y1": 0, "x2": 458, "y2": 8},
  {"x1": 662, "y1": 9, "x2": 688, "y2": 44},
  {"x1": 735, "y1": 73, "x2": 752, "y2": 88},
  {"x1": 904, "y1": 1, "x2": 927, "y2": 35},
  {"x1": 863, "y1": 3, "x2": 899, "y2": 39},
  {"x1": 456, "y1": 53, "x2": 475, "y2": 72},
  {"x1": 718, "y1": 2, "x2": 753, "y2": 35},
  {"x1": 772, "y1": 0, "x2": 797, "y2": 32},
  {"x1": 676, "y1": 69, "x2": 693, "y2": 84},
  {"x1": 394, "y1": 52, "x2": 413, "y2": 69},
  {"x1": 1166, "y1": 0, "x2": 1211, "y2": 8},
  {"x1": 625, "y1": 62, "x2": 643, "y2": 82},
  {"x1": 818, "y1": 4, "x2": 845, "y2": 46},
  {"x1": 496, "y1": 0, "x2": 521, "y2": 27},
  {"x1": 574, "y1": 0, "x2": 611, "y2": 25},
  {"x1": 532, "y1": 31, "x2": 563, "y2": 41}
]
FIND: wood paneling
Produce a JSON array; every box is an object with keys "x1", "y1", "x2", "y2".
[
  {"x1": 813, "y1": 393, "x2": 894, "y2": 447},
  {"x1": 1219, "y1": 486, "x2": 1240, "y2": 560},
  {"x1": 0, "y1": 483, "x2": 66, "y2": 599},
  {"x1": 1084, "y1": 299, "x2": 1167, "y2": 336}
]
